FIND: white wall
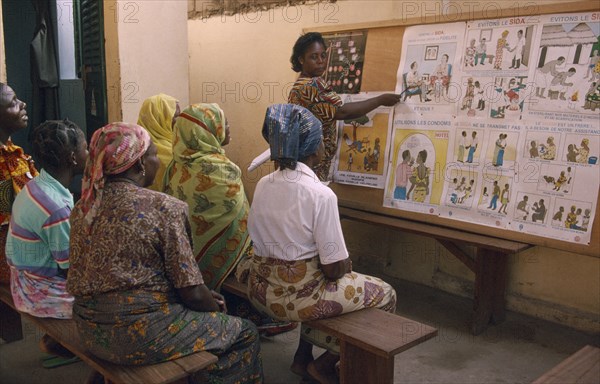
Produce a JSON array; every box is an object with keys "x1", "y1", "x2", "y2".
[{"x1": 107, "y1": 0, "x2": 190, "y2": 123}]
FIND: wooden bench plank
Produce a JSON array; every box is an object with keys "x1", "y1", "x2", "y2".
[
  {"x1": 0, "y1": 284, "x2": 218, "y2": 384},
  {"x1": 222, "y1": 276, "x2": 248, "y2": 299},
  {"x1": 307, "y1": 308, "x2": 437, "y2": 384},
  {"x1": 306, "y1": 308, "x2": 437, "y2": 358},
  {"x1": 339, "y1": 206, "x2": 531, "y2": 254},
  {"x1": 532, "y1": 345, "x2": 600, "y2": 384}
]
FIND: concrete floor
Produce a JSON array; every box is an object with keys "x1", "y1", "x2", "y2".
[{"x1": 1, "y1": 276, "x2": 598, "y2": 384}]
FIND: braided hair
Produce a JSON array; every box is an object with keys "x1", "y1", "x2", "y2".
[
  {"x1": 290, "y1": 32, "x2": 326, "y2": 73},
  {"x1": 32, "y1": 119, "x2": 82, "y2": 171}
]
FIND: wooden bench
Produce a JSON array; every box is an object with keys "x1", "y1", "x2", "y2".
[
  {"x1": 0, "y1": 284, "x2": 218, "y2": 384},
  {"x1": 532, "y1": 345, "x2": 600, "y2": 384},
  {"x1": 223, "y1": 276, "x2": 438, "y2": 384},
  {"x1": 338, "y1": 206, "x2": 532, "y2": 335},
  {"x1": 306, "y1": 308, "x2": 437, "y2": 384}
]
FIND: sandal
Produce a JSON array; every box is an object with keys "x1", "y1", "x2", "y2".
[{"x1": 41, "y1": 355, "x2": 81, "y2": 369}]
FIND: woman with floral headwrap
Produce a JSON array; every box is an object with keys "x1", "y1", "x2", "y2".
[
  {"x1": 67, "y1": 123, "x2": 263, "y2": 383},
  {"x1": 239, "y1": 104, "x2": 396, "y2": 384},
  {"x1": 137, "y1": 93, "x2": 180, "y2": 191},
  {"x1": 494, "y1": 30, "x2": 510, "y2": 70}
]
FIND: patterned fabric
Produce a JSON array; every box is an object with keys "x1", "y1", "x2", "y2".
[
  {"x1": 0, "y1": 139, "x2": 38, "y2": 283},
  {"x1": 288, "y1": 77, "x2": 342, "y2": 181},
  {"x1": 67, "y1": 182, "x2": 204, "y2": 296},
  {"x1": 494, "y1": 32, "x2": 509, "y2": 70},
  {"x1": 6, "y1": 170, "x2": 74, "y2": 318},
  {"x1": 79, "y1": 122, "x2": 151, "y2": 228},
  {"x1": 164, "y1": 104, "x2": 250, "y2": 290},
  {"x1": 73, "y1": 290, "x2": 263, "y2": 383},
  {"x1": 411, "y1": 166, "x2": 430, "y2": 203},
  {"x1": 137, "y1": 94, "x2": 178, "y2": 191},
  {"x1": 262, "y1": 104, "x2": 323, "y2": 168},
  {"x1": 237, "y1": 254, "x2": 396, "y2": 353}
]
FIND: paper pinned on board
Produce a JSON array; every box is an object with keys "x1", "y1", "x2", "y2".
[{"x1": 248, "y1": 149, "x2": 271, "y2": 172}]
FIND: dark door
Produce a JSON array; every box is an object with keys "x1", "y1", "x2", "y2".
[{"x1": 75, "y1": 0, "x2": 108, "y2": 142}]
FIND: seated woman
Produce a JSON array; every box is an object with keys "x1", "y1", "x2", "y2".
[
  {"x1": 240, "y1": 104, "x2": 396, "y2": 384},
  {"x1": 6, "y1": 119, "x2": 87, "y2": 366},
  {"x1": 164, "y1": 103, "x2": 296, "y2": 335},
  {"x1": 67, "y1": 123, "x2": 262, "y2": 383},
  {"x1": 137, "y1": 93, "x2": 180, "y2": 191},
  {"x1": 0, "y1": 82, "x2": 38, "y2": 284},
  {"x1": 163, "y1": 103, "x2": 248, "y2": 290}
]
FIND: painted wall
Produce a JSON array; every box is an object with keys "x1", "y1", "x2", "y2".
[
  {"x1": 104, "y1": 0, "x2": 190, "y2": 123},
  {"x1": 187, "y1": 0, "x2": 599, "y2": 333},
  {"x1": 0, "y1": 0, "x2": 5, "y2": 83}
]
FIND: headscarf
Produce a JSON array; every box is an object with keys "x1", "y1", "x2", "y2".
[
  {"x1": 137, "y1": 94, "x2": 177, "y2": 191},
  {"x1": 262, "y1": 104, "x2": 322, "y2": 169},
  {"x1": 163, "y1": 103, "x2": 249, "y2": 289},
  {"x1": 79, "y1": 122, "x2": 151, "y2": 227}
]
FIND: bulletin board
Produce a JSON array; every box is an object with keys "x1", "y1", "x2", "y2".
[{"x1": 310, "y1": 1, "x2": 600, "y2": 257}]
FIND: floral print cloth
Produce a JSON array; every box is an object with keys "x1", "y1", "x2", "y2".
[
  {"x1": 164, "y1": 104, "x2": 250, "y2": 290},
  {"x1": 288, "y1": 77, "x2": 343, "y2": 181},
  {"x1": 237, "y1": 254, "x2": 396, "y2": 353},
  {"x1": 73, "y1": 290, "x2": 263, "y2": 384}
]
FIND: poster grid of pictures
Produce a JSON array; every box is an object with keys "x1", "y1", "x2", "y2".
[{"x1": 333, "y1": 12, "x2": 599, "y2": 244}]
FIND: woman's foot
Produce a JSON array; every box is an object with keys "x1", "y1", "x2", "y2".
[
  {"x1": 291, "y1": 354, "x2": 314, "y2": 379},
  {"x1": 306, "y1": 360, "x2": 339, "y2": 384},
  {"x1": 39, "y1": 334, "x2": 75, "y2": 359}
]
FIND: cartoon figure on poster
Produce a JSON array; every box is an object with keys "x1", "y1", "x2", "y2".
[
  {"x1": 531, "y1": 21, "x2": 600, "y2": 114},
  {"x1": 478, "y1": 176, "x2": 512, "y2": 214},
  {"x1": 338, "y1": 113, "x2": 389, "y2": 175},
  {"x1": 399, "y1": 42, "x2": 457, "y2": 104},
  {"x1": 563, "y1": 134, "x2": 599, "y2": 165},
  {"x1": 552, "y1": 198, "x2": 593, "y2": 232},
  {"x1": 514, "y1": 193, "x2": 547, "y2": 222},
  {"x1": 389, "y1": 132, "x2": 440, "y2": 206},
  {"x1": 403, "y1": 62, "x2": 431, "y2": 102},
  {"x1": 455, "y1": 129, "x2": 481, "y2": 163},
  {"x1": 538, "y1": 163, "x2": 576, "y2": 194},
  {"x1": 525, "y1": 132, "x2": 559, "y2": 160},
  {"x1": 464, "y1": 25, "x2": 534, "y2": 71},
  {"x1": 487, "y1": 131, "x2": 518, "y2": 168},
  {"x1": 459, "y1": 77, "x2": 489, "y2": 116},
  {"x1": 445, "y1": 170, "x2": 477, "y2": 207},
  {"x1": 490, "y1": 76, "x2": 527, "y2": 119}
]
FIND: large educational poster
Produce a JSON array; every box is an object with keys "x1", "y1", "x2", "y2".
[
  {"x1": 394, "y1": 22, "x2": 466, "y2": 116},
  {"x1": 322, "y1": 30, "x2": 368, "y2": 94},
  {"x1": 381, "y1": 11, "x2": 599, "y2": 244},
  {"x1": 383, "y1": 117, "x2": 452, "y2": 214},
  {"x1": 333, "y1": 94, "x2": 394, "y2": 188}
]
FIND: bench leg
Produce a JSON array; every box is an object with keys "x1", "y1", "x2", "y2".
[
  {"x1": 340, "y1": 341, "x2": 394, "y2": 384},
  {"x1": 0, "y1": 300, "x2": 23, "y2": 342},
  {"x1": 472, "y1": 249, "x2": 509, "y2": 335}
]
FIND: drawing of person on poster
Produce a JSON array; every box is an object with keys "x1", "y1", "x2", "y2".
[
  {"x1": 385, "y1": 127, "x2": 449, "y2": 211},
  {"x1": 529, "y1": 18, "x2": 600, "y2": 115},
  {"x1": 490, "y1": 76, "x2": 528, "y2": 119}
]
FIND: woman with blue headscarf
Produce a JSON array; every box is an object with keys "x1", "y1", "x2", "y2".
[{"x1": 239, "y1": 104, "x2": 396, "y2": 384}]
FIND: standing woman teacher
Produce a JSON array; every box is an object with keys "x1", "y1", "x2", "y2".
[{"x1": 288, "y1": 32, "x2": 401, "y2": 181}]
